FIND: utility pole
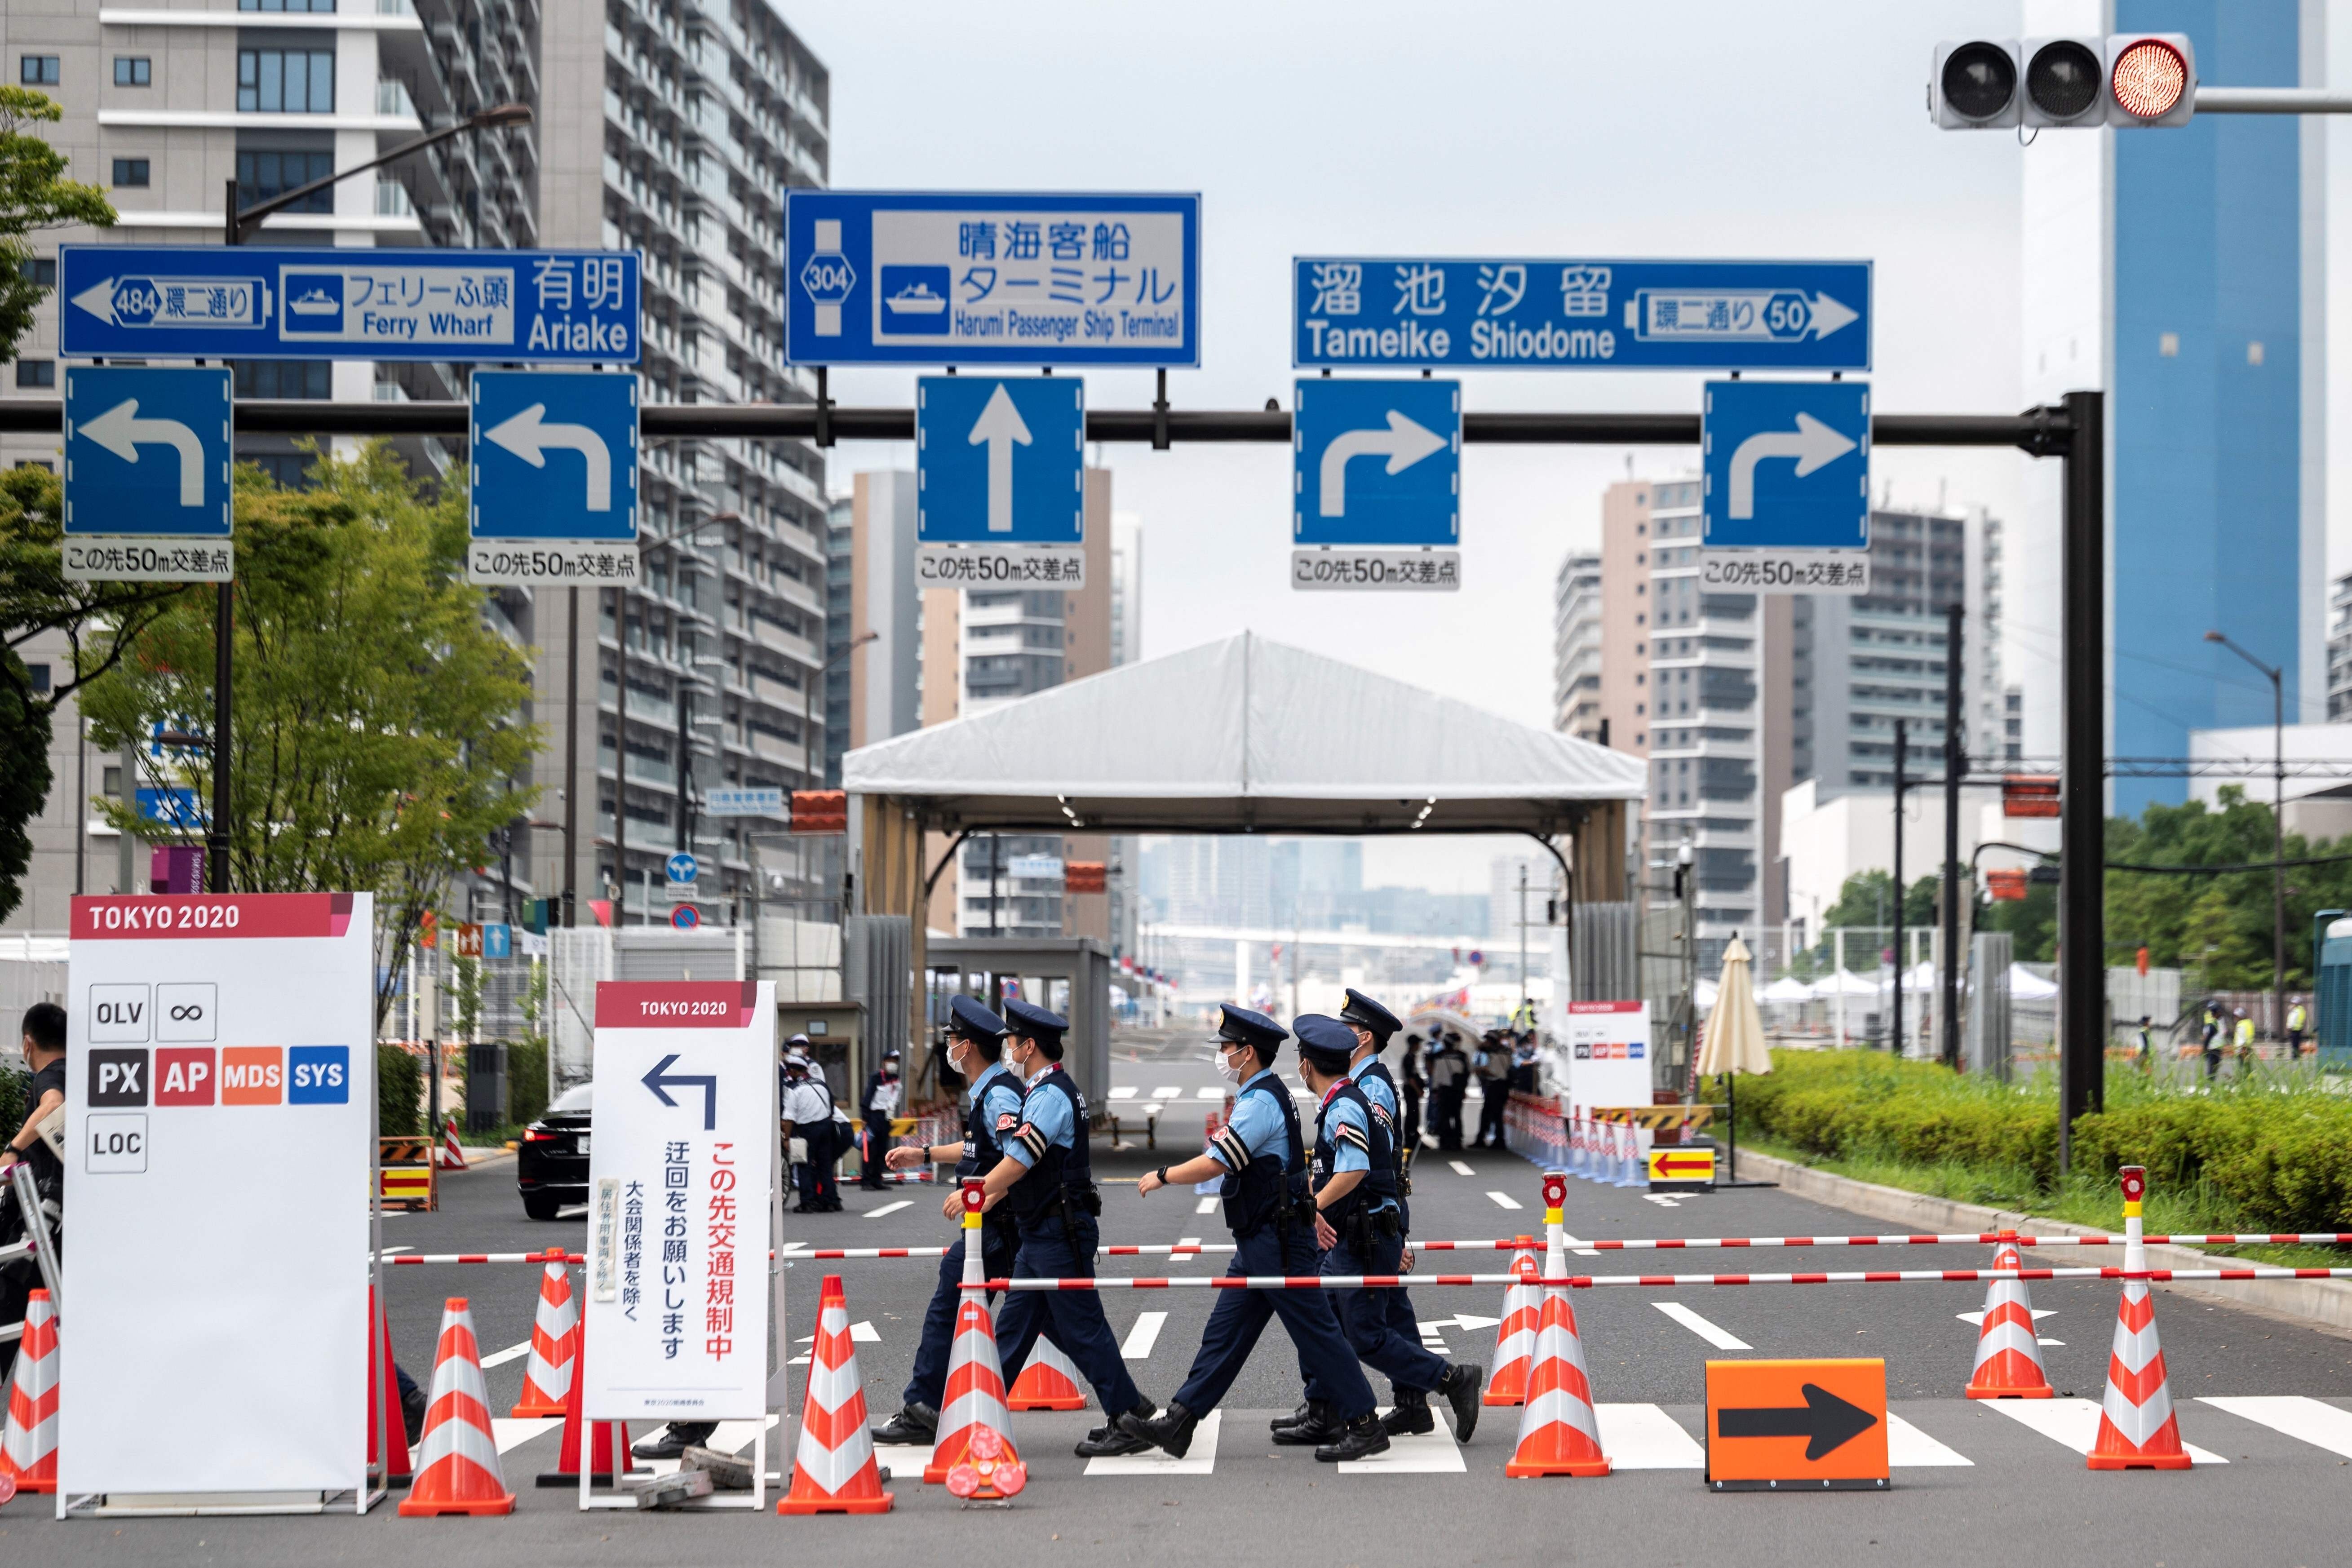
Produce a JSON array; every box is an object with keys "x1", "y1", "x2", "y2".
[
  {"x1": 563, "y1": 589, "x2": 580, "y2": 928},
  {"x1": 1892, "y1": 718, "x2": 1906, "y2": 1057},
  {"x1": 1517, "y1": 862, "x2": 1529, "y2": 992},
  {"x1": 1942, "y1": 602, "x2": 1965, "y2": 1069}
]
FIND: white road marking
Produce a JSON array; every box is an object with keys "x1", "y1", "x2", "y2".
[
  {"x1": 1108, "y1": 1086, "x2": 1138, "y2": 1100},
  {"x1": 2200, "y1": 1395, "x2": 2352, "y2": 1458},
  {"x1": 1194, "y1": 1087, "x2": 1224, "y2": 1101},
  {"x1": 1453, "y1": 1312, "x2": 1501, "y2": 1331},
  {"x1": 1595, "y1": 1403, "x2": 1705, "y2": 1469},
  {"x1": 1085, "y1": 1409, "x2": 1220, "y2": 1475},
  {"x1": 1121, "y1": 1311, "x2": 1167, "y2": 1360},
  {"x1": 377, "y1": 1246, "x2": 413, "y2": 1258},
  {"x1": 1886, "y1": 1413, "x2": 1972, "y2": 1466},
  {"x1": 1560, "y1": 1231, "x2": 1600, "y2": 1258},
  {"x1": 1195, "y1": 1196, "x2": 1219, "y2": 1215},
  {"x1": 1178, "y1": 1236, "x2": 1202, "y2": 1248},
  {"x1": 1983, "y1": 1396, "x2": 2228, "y2": 1463},
  {"x1": 490, "y1": 1416, "x2": 563, "y2": 1454},
  {"x1": 794, "y1": 1320, "x2": 881, "y2": 1344},
  {"x1": 1448, "y1": 1160, "x2": 1475, "y2": 1176},
  {"x1": 479, "y1": 1340, "x2": 534, "y2": 1370},
  {"x1": 1151, "y1": 1085, "x2": 1180, "y2": 1099},
  {"x1": 864, "y1": 1200, "x2": 912, "y2": 1218},
  {"x1": 1652, "y1": 1301, "x2": 1750, "y2": 1350},
  {"x1": 1486, "y1": 1191, "x2": 1523, "y2": 1210},
  {"x1": 637, "y1": 1415, "x2": 782, "y2": 1477},
  {"x1": 1957, "y1": 1306, "x2": 2063, "y2": 1345},
  {"x1": 1643, "y1": 1194, "x2": 1681, "y2": 1208},
  {"x1": 1338, "y1": 1414, "x2": 1462, "y2": 1473}
]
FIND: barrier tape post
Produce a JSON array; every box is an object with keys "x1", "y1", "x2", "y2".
[
  {"x1": 2088, "y1": 1165, "x2": 2191, "y2": 1471},
  {"x1": 928, "y1": 1178, "x2": 1024, "y2": 1498},
  {"x1": 1504, "y1": 1172, "x2": 1609, "y2": 1477}
]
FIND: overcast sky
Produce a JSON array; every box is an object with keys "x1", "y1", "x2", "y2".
[{"x1": 789, "y1": 1, "x2": 2037, "y2": 892}]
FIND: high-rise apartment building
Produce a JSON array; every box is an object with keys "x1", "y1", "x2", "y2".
[
  {"x1": 1551, "y1": 551, "x2": 1602, "y2": 742},
  {"x1": 2328, "y1": 573, "x2": 2352, "y2": 724},
  {"x1": 822, "y1": 491, "x2": 852, "y2": 784}
]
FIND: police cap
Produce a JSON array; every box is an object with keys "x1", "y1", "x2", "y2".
[
  {"x1": 1214, "y1": 1004, "x2": 1286, "y2": 1063},
  {"x1": 947, "y1": 995, "x2": 1008, "y2": 1043},
  {"x1": 1002, "y1": 997, "x2": 1068, "y2": 1057},
  {"x1": 1338, "y1": 988, "x2": 1402, "y2": 1045},
  {"x1": 1293, "y1": 1014, "x2": 1358, "y2": 1075}
]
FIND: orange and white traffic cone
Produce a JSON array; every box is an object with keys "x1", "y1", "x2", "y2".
[
  {"x1": 511, "y1": 1250, "x2": 578, "y2": 1417},
  {"x1": 1484, "y1": 1237, "x2": 1542, "y2": 1407},
  {"x1": 366, "y1": 1286, "x2": 412, "y2": 1486},
  {"x1": 439, "y1": 1113, "x2": 467, "y2": 1171},
  {"x1": 1505, "y1": 1176, "x2": 1609, "y2": 1478},
  {"x1": 926, "y1": 1179, "x2": 1022, "y2": 1494},
  {"x1": 2089, "y1": 1165, "x2": 2191, "y2": 1471},
  {"x1": 398, "y1": 1297, "x2": 517, "y2": 1516},
  {"x1": 0, "y1": 1289, "x2": 58, "y2": 1496},
  {"x1": 536, "y1": 1328, "x2": 633, "y2": 1488},
  {"x1": 778, "y1": 1274, "x2": 894, "y2": 1515},
  {"x1": 1005, "y1": 1335, "x2": 1088, "y2": 1412},
  {"x1": 1965, "y1": 1242, "x2": 2053, "y2": 1399}
]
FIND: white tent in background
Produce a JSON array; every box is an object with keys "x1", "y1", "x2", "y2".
[
  {"x1": 1694, "y1": 976, "x2": 1720, "y2": 1012},
  {"x1": 2007, "y1": 964, "x2": 2060, "y2": 1000},
  {"x1": 1758, "y1": 975, "x2": 1815, "y2": 1005},
  {"x1": 1808, "y1": 970, "x2": 1881, "y2": 997}
]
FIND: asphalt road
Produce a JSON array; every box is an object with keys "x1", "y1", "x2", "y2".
[{"x1": 11, "y1": 1032, "x2": 2352, "y2": 1564}]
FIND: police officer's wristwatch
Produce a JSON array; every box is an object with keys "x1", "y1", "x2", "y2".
[{"x1": 1154, "y1": 1165, "x2": 1169, "y2": 1186}]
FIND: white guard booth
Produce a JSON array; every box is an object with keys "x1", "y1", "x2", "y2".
[
  {"x1": 580, "y1": 979, "x2": 781, "y2": 1509},
  {"x1": 61, "y1": 892, "x2": 379, "y2": 1516}
]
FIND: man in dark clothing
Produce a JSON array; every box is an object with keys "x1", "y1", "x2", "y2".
[
  {"x1": 0, "y1": 1001, "x2": 66, "y2": 1385},
  {"x1": 859, "y1": 1048, "x2": 902, "y2": 1190},
  {"x1": 1430, "y1": 1033, "x2": 1471, "y2": 1151}
]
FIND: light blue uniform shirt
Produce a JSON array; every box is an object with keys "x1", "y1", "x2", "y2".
[
  {"x1": 1001, "y1": 1067, "x2": 1076, "y2": 1169},
  {"x1": 1207, "y1": 1068, "x2": 1290, "y2": 1171},
  {"x1": 1355, "y1": 1063, "x2": 1397, "y2": 1122},
  {"x1": 968, "y1": 1060, "x2": 1024, "y2": 1153},
  {"x1": 1320, "y1": 1091, "x2": 1373, "y2": 1175}
]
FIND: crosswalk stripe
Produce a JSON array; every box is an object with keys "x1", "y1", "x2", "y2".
[
  {"x1": 479, "y1": 1339, "x2": 533, "y2": 1370},
  {"x1": 1595, "y1": 1403, "x2": 1705, "y2": 1468},
  {"x1": 1486, "y1": 1191, "x2": 1523, "y2": 1210},
  {"x1": 1086, "y1": 1409, "x2": 1221, "y2": 1475},
  {"x1": 636, "y1": 1415, "x2": 781, "y2": 1478},
  {"x1": 490, "y1": 1416, "x2": 562, "y2": 1454},
  {"x1": 1122, "y1": 1311, "x2": 1167, "y2": 1360},
  {"x1": 1653, "y1": 1301, "x2": 1750, "y2": 1350},
  {"x1": 865, "y1": 1200, "x2": 912, "y2": 1218},
  {"x1": 1151, "y1": 1085, "x2": 1180, "y2": 1099},
  {"x1": 1886, "y1": 1413, "x2": 1972, "y2": 1466},
  {"x1": 2199, "y1": 1395, "x2": 2352, "y2": 1458},
  {"x1": 1448, "y1": 1160, "x2": 1475, "y2": 1176},
  {"x1": 1109, "y1": 1086, "x2": 1138, "y2": 1100},
  {"x1": 1195, "y1": 1196, "x2": 1219, "y2": 1215},
  {"x1": 1338, "y1": 1417, "x2": 1463, "y2": 1473},
  {"x1": 1983, "y1": 1396, "x2": 2228, "y2": 1464},
  {"x1": 1194, "y1": 1087, "x2": 1224, "y2": 1100}
]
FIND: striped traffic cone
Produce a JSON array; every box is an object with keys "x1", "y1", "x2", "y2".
[
  {"x1": 1502, "y1": 1283, "x2": 1611, "y2": 1477},
  {"x1": 778, "y1": 1274, "x2": 893, "y2": 1515},
  {"x1": 536, "y1": 1330, "x2": 634, "y2": 1487},
  {"x1": 398, "y1": 1297, "x2": 517, "y2": 1516},
  {"x1": 511, "y1": 1250, "x2": 578, "y2": 1417},
  {"x1": 1484, "y1": 1239, "x2": 1542, "y2": 1406},
  {"x1": 1005, "y1": 1335, "x2": 1088, "y2": 1412},
  {"x1": 0, "y1": 1289, "x2": 58, "y2": 1496},
  {"x1": 926, "y1": 1295, "x2": 1023, "y2": 1488},
  {"x1": 438, "y1": 1113, "x2": 467, "y2": 1171},
  {"x1": 1964, "y1": 1243, "x2": 2054, "y2": 1399},
  {"x1": 2086, "y1": 1278, "x2": 2190, "y2": 1469}
]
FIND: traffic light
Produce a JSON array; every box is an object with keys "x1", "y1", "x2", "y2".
[{"x1": 1931, "y1": 35, "x2": 2195, "y2": 129}]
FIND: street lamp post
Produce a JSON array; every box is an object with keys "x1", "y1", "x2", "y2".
[
  {"x1": 2205, "y1": 629, "x2": 2287, "y2": 1042},
  {"x1": 207, "y1": 102, "x2": 533, "y2": 896}
]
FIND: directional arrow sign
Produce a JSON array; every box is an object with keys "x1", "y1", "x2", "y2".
[
  {"x1": 1725, "y1": 413, "x2": 1856, "y2": 519},
  {"x1": 1701, "y1": 379, "x2": 1870, "y2": 595},
  {"x1": 467, "y1": 370, "x2": 640, "y2": 585},
  {"x1": 1293, "y1": 378, "x2": 1459, "y2": 549},
  {"x1": 1716, "y1": 1382, "x2": 1880, "y2": 1461},
  {"x1": 79, "y1": 399, "x2": 207, "y2": 506},
  {"x1": 915, "y1": 376, "x2": 1083, "y2": 547},
  {"x1": 641, "y1": 1052, "x2": 720, "y2": 1131},
  {"x1": 1705, "y1": 1359, "x2": 1889, "y2": 1489},
  {"x1": 62, "y1": 365, "x2": 233, "y2": 575}
]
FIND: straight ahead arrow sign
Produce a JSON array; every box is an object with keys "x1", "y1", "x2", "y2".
[
  {"x1": 967, "y1": 383, "x2": 1033, "y2": 534},
  {"x1": 1716, "y1": 1382, "x2": 1879, "y2": 1461}
]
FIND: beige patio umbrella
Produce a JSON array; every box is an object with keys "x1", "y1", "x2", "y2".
[{"x1": 1696, "y1": 936, "x2": 1773, "y2": 1184}]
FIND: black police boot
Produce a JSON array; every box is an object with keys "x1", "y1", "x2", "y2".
[
  {"x1": 1120, "y1": 1400, "x2": 1199, "y2": 1459},
  {"x1": 869, "y1": 1401, "x2": 938, "y2": 1446},
  {"x1": 1437, "y1": 1361, "x2": 1486, "y2": 1443},
  {"x1": 1076, "y1": 1398, "x2": 1157, "y2": 1458},
  {"x1": 632, "y1": 1421, "x2": 718, "y2": 1460},
  {"x1": 1314, "y1": 1410, "x2": 1392, "y2": 1463},
  {"x1": 1268, "y1": 1399, "x2": 1313, "y2": 1434},
  {"x1": 1380, "y1": 1395, "x2": 1435, "y2": 1436},
  {"x1": 1269, "y1": 1400, "x2": 1341, "y2": 1445}
]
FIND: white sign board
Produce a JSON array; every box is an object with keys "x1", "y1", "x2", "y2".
[
  {"x1": 584, "y1": 980, "x2": 777, "y2": 1424},
  {"x1": 1561, "y1": 999, "x2": 1653, "y2": 1115},
  {"x1": 63, "y1": 892, "x2": 374, "y2": 1497}
]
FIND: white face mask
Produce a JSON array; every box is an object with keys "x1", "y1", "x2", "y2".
[{"x1": 1215, "y1": 1045, "x2": 1246, "y2": 1085}]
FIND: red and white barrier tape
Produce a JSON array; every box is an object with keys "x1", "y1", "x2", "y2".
[
  {"x1": 1566, "y1": 1231, "x2": 2352, "y2": 1251},
  {"x1": 959, "y1": 1265, "x2": 2352, "y2": 1292}
]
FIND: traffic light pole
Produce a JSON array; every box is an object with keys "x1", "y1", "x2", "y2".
[{"x1": 2, "y1": 391, "x2": 2105, "y2": 1162}]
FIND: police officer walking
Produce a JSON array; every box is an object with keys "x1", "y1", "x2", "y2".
[
  {"x1": 1430, "y1": 1032, "x2": 1470, "y2": 1151},
  {"x1": 859, "y1": 1047, "x2": 903, "y2": 1191},
  {"x1": 973, "y1": 998, "x2": 1160, "y2": 1457},
  {"x1": 780, "y1": 1045, "x2": 841, "y2": 1212},
  {"x1": 1294, "y1": 1015, "x2": 1484, "y2": 1439},
  {"x1": 1124, "y1": 1006, "x2": 1389, "y2": 1462}
]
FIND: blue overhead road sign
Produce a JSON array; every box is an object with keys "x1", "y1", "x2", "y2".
[
  {"x1": 467, "y1": 371, "x2": 640, "y2": 585},
  {"x1": 785, "y1": 191, "x2": 1201, "y2": 366},
  {"x1": 917, "y1": 377, "x2": 1084, "y2": 545},
  {"x1": 1292, "y1": 258, "x2": 1869, "y2": 372},
  {"x1": 59, "y1": 245, "x2": 639, "y2": 363},
  {"x1": 1701, "y1": 380, "x2": 1870, "y2": 594},
  {"x1": 1292, "y1": 379, "x2": 1458, "y2": 547}
]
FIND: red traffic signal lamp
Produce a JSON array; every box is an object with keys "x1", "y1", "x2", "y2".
[{"x1": 1932, "y1": 34, "x2": 2195, "y2": 129}]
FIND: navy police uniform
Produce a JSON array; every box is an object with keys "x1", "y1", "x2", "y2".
[
  {"x1": 1338, "y1": 991, "x2": 1442, "y2": 1419},
  {"x1": 988, "y1": 999, "x2": 1148, "y2": 1421}
]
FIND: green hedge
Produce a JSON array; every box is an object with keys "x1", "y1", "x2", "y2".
[
  {"x1": 505, "y1": 1039, "x2": 549, "y2": 1128},
  {"x1": 1731, "y1": 1049, "x2": 2352, "y2": 1231},
  {"x1": 378, "y1": 1044, "x2": 421, "y2": 1138},
  {"x1": 0, "y1": 1063, "x2": 27, "y2": 1138}
]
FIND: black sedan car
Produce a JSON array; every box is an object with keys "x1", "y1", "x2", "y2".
[{"x1": 516, "y1": 1083, "x2": 592, "y2": 1220}]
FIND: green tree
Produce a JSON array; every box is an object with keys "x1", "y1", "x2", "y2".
[
  {"x1": 1820, "y1": 869, "x2": 1940, "y2": 934},
  {"x1": 2103, "y1": 787, "x2": 2352, "y2": 988},
  {"x1": 0, "y1": 465, "x2": 187, "y2": 921},
  {"x1": 0, "y1": 85, "x2": 113, "y2": 362},
  {"x1": 1977, "y1": 876, "x2": 2056, "y2": 962},
  {"x1": 80, "y1": 445, "x2": 540, "y2": 1026}
]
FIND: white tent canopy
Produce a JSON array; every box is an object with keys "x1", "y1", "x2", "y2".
[
  {"x1": 1758, "y1": 975, "x2": 1816, "y2": 1004},
  {"x1": 843, "y1": 632, "x2": 1648, "y2": 834},
  {"x1": 1808, "y1": 969, "x2": 1881, "y2": 997}
]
